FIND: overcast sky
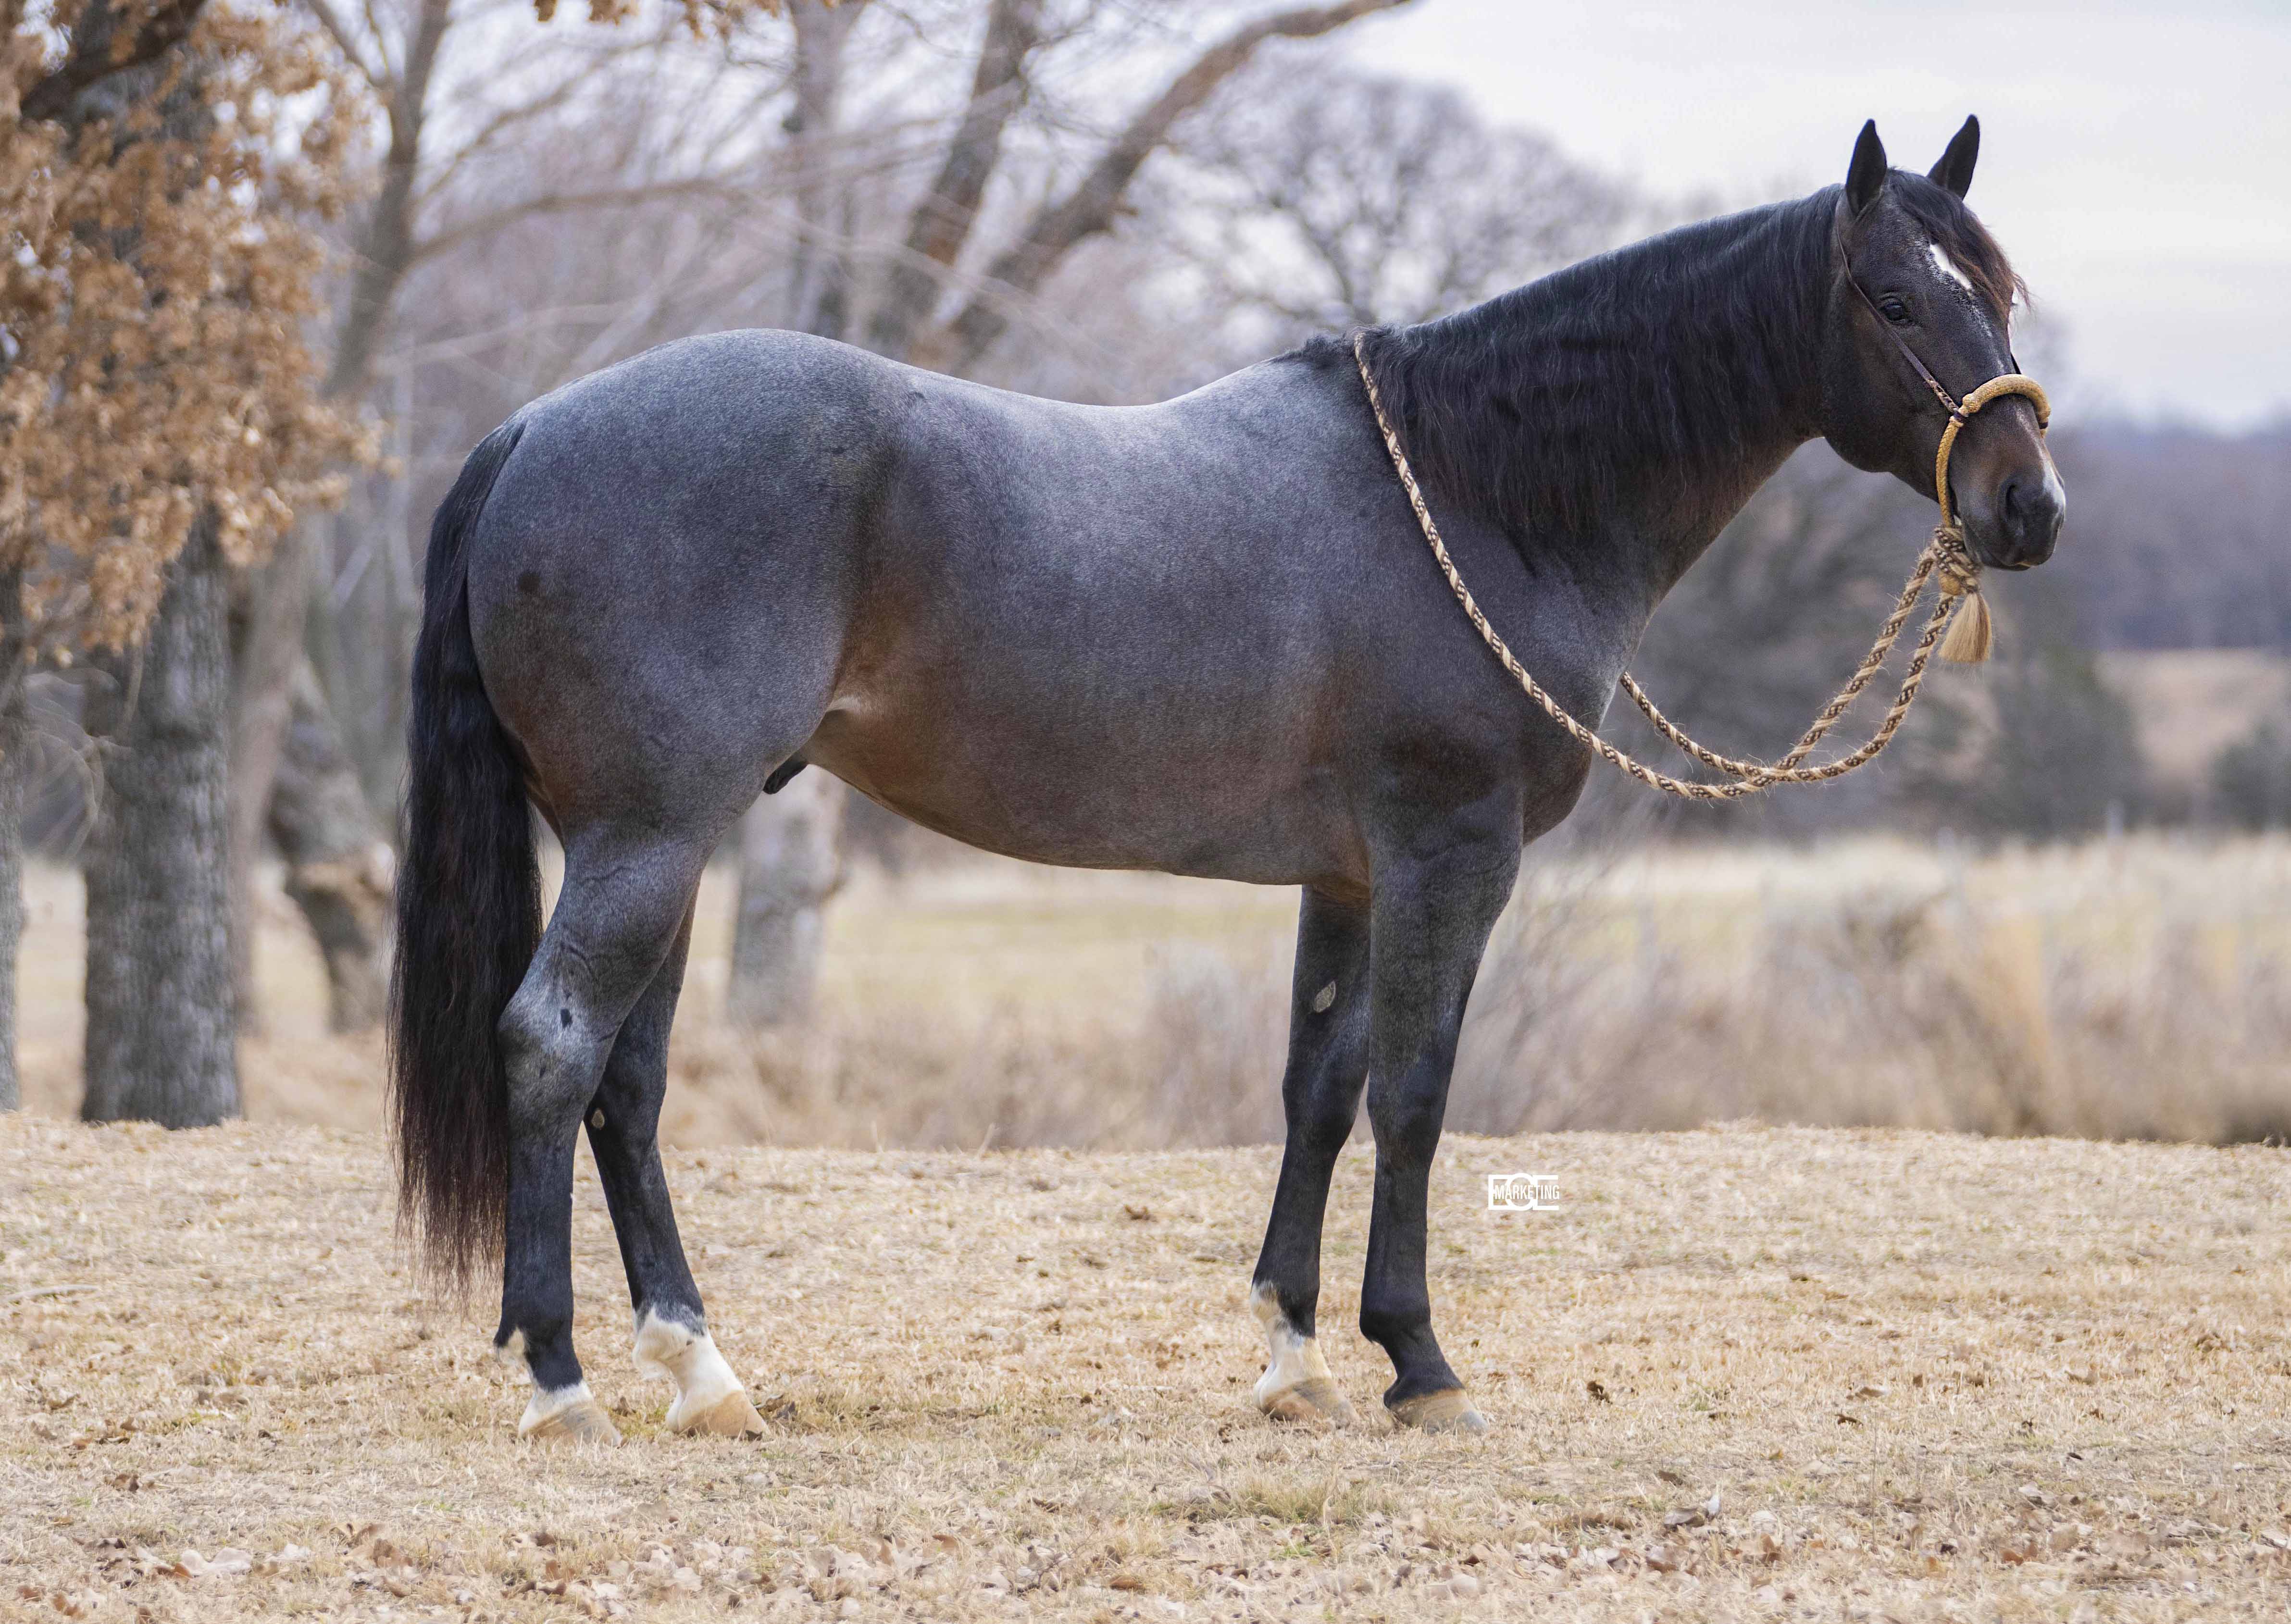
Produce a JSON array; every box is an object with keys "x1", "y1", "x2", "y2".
[{"x1": 1341, "y1": 0, "x2": 2290, "y2": 430}]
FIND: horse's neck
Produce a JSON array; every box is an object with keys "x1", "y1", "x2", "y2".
[{"x1": 1376, "y1": 195, "x2": 1835, "y2": 610}]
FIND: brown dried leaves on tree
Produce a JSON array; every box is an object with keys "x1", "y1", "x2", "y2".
[
  {"x1": 1, "y1": 0, "x2": 370, "y2": 653},
  {"x1": 528, "y1": 0, "x2": 775, "y2": 28}
]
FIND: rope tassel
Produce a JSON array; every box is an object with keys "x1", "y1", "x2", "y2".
[
  {"x1": 1932, "y1": 528, "x2": 1993, "y2": 666},
  {"x1": 1937, "y1": 586, "x2": 1993, "y2": 665}
]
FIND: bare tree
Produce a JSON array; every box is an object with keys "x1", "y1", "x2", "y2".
[
  {"x1": 1168, "y1": 60, "x2": 1629, "y2": 342},
  {"x1": 920, "y1": 0, "x2": 1410, "y2": 375}
]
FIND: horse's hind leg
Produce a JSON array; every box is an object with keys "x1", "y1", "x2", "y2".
[
  {"x1": 585, "y1": 907, "x2": 765, "y2": 1437},
  {"x1": 496, "y1": 830, "x2": 711, "y2": 1444},
  {"x1": 1248, "y1": 888, "x2": 1372, "y2": 1426},
  {"x1": 1358, "y1": 818, "x2": 1519, "y2": 1435}
]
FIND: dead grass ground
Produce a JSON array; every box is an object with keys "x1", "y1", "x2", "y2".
[{"x1": 4, "y1": 1115, "x2": 2289, "y2": 1622}]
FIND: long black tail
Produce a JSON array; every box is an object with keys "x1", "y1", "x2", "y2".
[{"x1": 390, "y1": 418, "x2": 536, "y2": 1289}]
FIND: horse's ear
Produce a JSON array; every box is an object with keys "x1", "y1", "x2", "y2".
[
  {"x1": 1845, "y1": 120, "x2": 1888, "y2": 216},
  {"x1": 1929, "y1": 115, "x2": 1979, "y2": 198}
]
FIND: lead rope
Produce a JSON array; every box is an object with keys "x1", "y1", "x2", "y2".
[{"x1": 1350, "y1": 333, "x2": 2050, "y2": 802}]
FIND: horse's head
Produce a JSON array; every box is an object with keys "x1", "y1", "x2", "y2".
[{"x1": 1818, "y1": 117, "x2": 2065, "y2": 570}]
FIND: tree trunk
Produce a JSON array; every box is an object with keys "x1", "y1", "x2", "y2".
[
  {"x1": 226, "y1": 530, "x2": 307, "y2": 1031},
  {"x1": 271, "y1": 658, "x2": 394, "y2": 1032},
  {"x1": 82, "y1": 520, "x2": 239, "y2": 1126},
  {"x1": 862, "y1": 0, "x2": 1038, "y2": 363},
  {"x1": 725, "y1": 0, "x2": 864, "y2": 1029},
  {"x1": 728, "y1": 771, "x2": 845, "y2": 1029},
  {"x1": 784, "y1": 0, "x2": 868, "y2": 351},
  {"x1": 0, "y1": 567, "x2": 28, "y2": 1113}
]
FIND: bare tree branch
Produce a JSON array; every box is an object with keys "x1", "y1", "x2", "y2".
[
  {"x1": 863, "y1": 0, "x2": 1043, "y2": 361},
  {"x1": 409, "y1": 39, "x2": 662, "y2": 211},
  {"x1": 926, "y1": 0, "x2": 1410, "y2": 374},
  {"x1": 408, "y1": 175, "x2": 754, "y2": 266},
  {"x1": 324, "y1": 0, "x2": 453, "y2": 399}
]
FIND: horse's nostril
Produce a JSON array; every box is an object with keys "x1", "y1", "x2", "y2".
[{"x1": 1994, "y1": 471, "x2": 2064, "y2": 563}]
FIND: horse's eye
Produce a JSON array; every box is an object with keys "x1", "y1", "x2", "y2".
[{"x1": 1880, "y1": 298, "x2": 1913, "y2": 325}]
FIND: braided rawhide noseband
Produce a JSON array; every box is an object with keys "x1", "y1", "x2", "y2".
[{"x1": 1352, "y1": 319, "x2": 2051, "y2": 802}]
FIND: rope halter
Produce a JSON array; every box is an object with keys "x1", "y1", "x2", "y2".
[
  {"x1": 1352, "y1": 302, "x2": 2053, "y2": 801},
  {"x1": 1849, "y1": 275, "x2": 2052, "y2": 665}
]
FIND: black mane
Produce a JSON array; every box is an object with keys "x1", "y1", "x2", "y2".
[
  {"x1": 1297, "y1": 192, "x2": 1837, "y2": 552},
  {"x1": 1298, "y1": 177, "x2": 2025, "y2": 559}
]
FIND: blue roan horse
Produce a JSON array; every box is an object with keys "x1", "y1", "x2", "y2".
[{"x1": 393, "y1": 118, "x2": 2062, "y2": 1441}]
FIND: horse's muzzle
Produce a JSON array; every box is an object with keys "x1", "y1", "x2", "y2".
[{"x1": 1978, "y1": 464, "x2": 2065, "y2": 570}]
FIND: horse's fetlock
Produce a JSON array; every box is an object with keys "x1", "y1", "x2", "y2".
[
  {"x1": 631, "y1": 1303, "x2": 707, "y2": 1370},
  {"x1": 634, "y1": 1307, "x2": 756, "y2": 1434},
  {"x1": 1250, "y1": 1278, "x2": 1317, "y2": 1339}
]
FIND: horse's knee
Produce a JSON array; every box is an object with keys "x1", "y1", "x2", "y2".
[
  {"x1": 1366, "y1": 1083, "x2": 1447, "y2": 1159},
  {"x1": 1284, "y1": 1083, "x2": 1359, "y2": 1153}
]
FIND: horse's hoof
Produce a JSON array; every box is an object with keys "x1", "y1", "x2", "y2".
[
  {"x1": 1261, "y1": 1376, "x2": 1357, "y2": 1427},
  {"x1": 672, "y1": 1388, "x2": 766, "y2": 1438},
  {"x1": 521, "y1": 1391, "x2": 623, "y2": 1447},
  {"x1": 1387, "y1": 1389, "x2": 1488, "y2": 1435}
]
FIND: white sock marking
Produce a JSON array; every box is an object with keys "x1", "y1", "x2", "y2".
[
  {"x1": 519, "y1": 1379, "x2": 598, "y2": 1437},
  {"x1": 1250, "y1": 1281, "x2": 1334, "y2": 1408},
  {"x1": 634, "y1": 1308, "x2": 745, "y2": 1428}
]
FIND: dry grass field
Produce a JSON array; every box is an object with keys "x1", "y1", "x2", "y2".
[
  {"x1": 5, "y1": 1115, "x2": 2291, "y2": 1622},
  {"x1": 15, "y1": 831, "x2": 2291, "y2": 1150}
]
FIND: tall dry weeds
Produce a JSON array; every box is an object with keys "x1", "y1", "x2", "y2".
[{"x1": 649, "y1": 837, "x2": 2291, "y2": 1151}]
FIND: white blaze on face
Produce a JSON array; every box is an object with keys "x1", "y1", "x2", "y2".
[
  {"x1": 1924, "y1": 236, "x2": 2017, "y2": 353},
  {"x1": 1926, "y1": 241, "x2": 1976, "y2": 294},
  {"x1": 633, "y1": 1307, "x2": 746, "y2": 1429},
  {"x1": 1249, "y1": 1280, "x2": 1335, "y2": 1408}
]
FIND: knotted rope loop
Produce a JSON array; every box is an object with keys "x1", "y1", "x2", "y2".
[
  {"x1": 1925, "y1": 378, "x2": 2048, "y2": 665},
  {"x1": 1351, "y1": 331, "x2": 2044, "y2": 802},
  {"x1": 1929, "y1": 523, "x2": 1992, "y2": 664}
]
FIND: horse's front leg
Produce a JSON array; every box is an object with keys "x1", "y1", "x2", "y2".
[
  {"x1": 495, "y1": 838, "x2": 704, "y2": 1445},
  {"x1": 1249, "y1": 887, "x2": 1372, "y2": 1425},
  {"x1": 587, "y1": 909, "x2": 763, "y2": 1437},
  {"x1": 1358, "y1": 818, "x2": 1519, "y2": 1434}
]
